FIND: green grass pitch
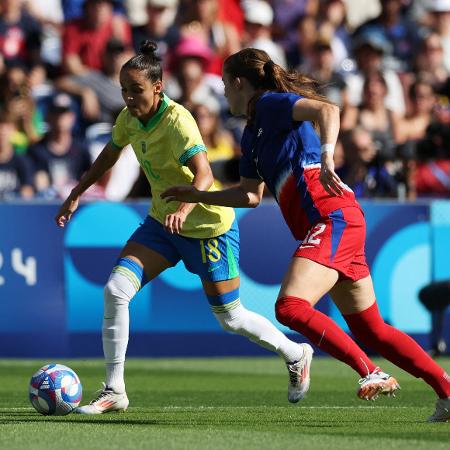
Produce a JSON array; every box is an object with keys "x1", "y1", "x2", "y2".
[{"x1": 0, "y1": 357, "x2": 449, "y2": 450}]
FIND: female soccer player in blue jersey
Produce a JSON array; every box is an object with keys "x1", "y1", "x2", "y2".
[
  {"x1": 55, "y1": 41, "x2": 313, "y2": 414},
  {"x1": 162, "y1": 48, "x2": 450, "y2": 422}
]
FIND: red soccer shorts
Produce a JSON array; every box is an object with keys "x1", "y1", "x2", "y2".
[{"x1": 294, "y1": 206, "x2": 370, "y2": 281}]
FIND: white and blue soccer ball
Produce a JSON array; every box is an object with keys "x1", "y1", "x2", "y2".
[{"x1": 29, "y1": 364, "x2": 82, "y2": 415}]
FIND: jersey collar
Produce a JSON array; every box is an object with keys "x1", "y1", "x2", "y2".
[{"x1": 137, "y1": 93, "x2": 170, "y2": 131}]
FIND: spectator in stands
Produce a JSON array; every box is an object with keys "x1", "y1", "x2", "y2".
[
  {"x1": 0, "y1": 62, "x2": 44, "y2": 155},
  {"x1": 178, "y1": 0, "x2": 240, "y2": 75},
  {"x1": 414, "y1": 32, "x2": 449, "y2": 92},
  {"x1": 353, "y1": 0, "x2": 419, "y2": 71},
  {"x1": 342, "y1": 70, "x2": 398, "y2": 162},
  {"x1": 124, "y1": 0, "x2": 148, "y2": 27},
  {"x1": 164, "y1": 35, "x2": 226, "y2": 113},
  {"x1": 0, "y1": 111, "x2": 34, "y2": 200},
  {"x1": 62, "y1": 0, "x2": 131, "y2": 76},
  {"x1": 317, "y1": 0, "x2": 351, "y2": 68},
  {"x1": 428, "y1": 0, "x2": 450, "y2": 72},
  {"x1": 191, "y1": 102, "x2": 235, "y2": 164},
  {"x1": 0, "y1": 0, "x2": 42, "y2": 67},
  {"x1": 394, "y1": 78, "x2": 436, "y2": 159},
  {"x1": 344, "y1": 28, "x2": 406, "y2": 115},
  {"x1": 61, "y1": 0, "x2": 126, "y2": 22},
  {"x1": 341, "y1": 126, "x2": 400, "y2": 198},
  {"x1": 271, "y1": 0, "x2": 310, "y2": 52},
  {"x1": 286, "y1": 15, "x2": 318, "y2": 69},
  {"x1": 25, "y1": 0, "x2": 64, "y2": 70},
  {"x1": 190, "y1": 101, "x2": 238, "y2": 185},
  {"x1": 299, "y1": 37, "x2": 347, "y2": 108},
  {"x1": 410, "y1": 99, "x2": 450, "y2": 198},
  {"x1": 28, "y1": 93, "x2": 92, "y2": 199},
  {"x1": 56, "y1": 38, "x2": 132, "y2": 123},
  {"x1": 132, "y1": 0, "x2": 180, "y2": 65},
  {"x1": 242, "y1": 0, "x2": 287, "y2": 68}
]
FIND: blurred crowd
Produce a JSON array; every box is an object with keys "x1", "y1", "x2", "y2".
[{"x1": 0, "y1": 0, "x2": 450, "y2": 202}]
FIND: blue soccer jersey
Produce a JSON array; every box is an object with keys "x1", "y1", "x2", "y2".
[{"x1": 239, "y1": 92, "x2": 358, "y2": 240}]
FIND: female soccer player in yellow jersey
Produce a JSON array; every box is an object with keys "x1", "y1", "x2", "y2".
[{"x1": 55, "y1": 41, "x2": 313, "y2": 414}]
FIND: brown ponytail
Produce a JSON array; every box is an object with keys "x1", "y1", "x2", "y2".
[{"x1": 224, "y1": 48, "x2": 332, "y2": 104}]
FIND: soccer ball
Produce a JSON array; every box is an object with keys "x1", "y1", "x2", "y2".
[{"x1": 29, "y1": 364, "x2": 82, "y2": 415}]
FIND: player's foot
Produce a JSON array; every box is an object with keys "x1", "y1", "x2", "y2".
[
  {"x1": 357, "y1": 368, "x2": 400, "y2": 401},
  {"x1": 427, "y1": 397, "x2": 450, "y2": 422},
  {"x1": 75, "y1": 383, "x2": 129, "y2": 414},
  {"x1": 286, "y1": 343, "x2": 314, "y2": 403}
]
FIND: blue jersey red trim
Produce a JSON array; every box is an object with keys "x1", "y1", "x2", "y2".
[{"x1": 239, "y1": 92, "x2": 358, "y2": 240}]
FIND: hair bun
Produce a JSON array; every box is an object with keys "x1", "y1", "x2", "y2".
[{"x1": 140, "y1": 40, "x2": 158, "y2": 56}]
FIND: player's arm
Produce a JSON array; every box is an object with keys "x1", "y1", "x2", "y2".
[
  {"x1": 161, "y1": 176, "x2": 265, "y2": 209},
  {"x1": 55, "y1": 142, "x2": 122, "y2": 227},
  {"x1": 292, "y1": 98, "x2": 343, "y2": 196}
]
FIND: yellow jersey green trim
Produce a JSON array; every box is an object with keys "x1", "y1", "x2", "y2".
[
  {"x1": 110, "y1": 139, "x2": 122, "y2": 150},
  {"x1": 137, "y1": 93, "x2": 170, "y2": 131},
  {"x1": 179, "y1": 144, "x2": 207, "y2": 165}
]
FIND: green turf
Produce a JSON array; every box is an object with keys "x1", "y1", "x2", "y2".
[{"x1": 0, "y1": 357, "x2": 448, "y2": 450}]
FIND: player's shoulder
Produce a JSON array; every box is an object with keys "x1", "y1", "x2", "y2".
[
  {"x1": 257, "y1": 92, "x2": 303, "y2": 117},
  {"x1": 114, "y1": 106, "x2": 133, "y2": 125},
  {"x1": 166, "y1": 97, "x2": 194, "y2": 121},
  {"x1": 259, "y1": 91, "x2": 302, "y2": 104},
  {"x1": 165, "y1": 97, "x2": 197, "y2": 132}
]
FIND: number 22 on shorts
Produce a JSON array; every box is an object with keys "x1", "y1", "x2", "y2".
[{"x1": 200, "y1": 239, "x2": 221, "y2": 263}]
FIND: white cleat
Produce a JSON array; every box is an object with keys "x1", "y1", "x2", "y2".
[
  {"x1": 357, "y1": 368, "x2": 400, "y2": 401},
  {"x1": 75, "y1": 383, "x2": 129, "y2": 414},
  {"x1": 428, "y1": 397, "x2": 450, "y2": 423},
  {"x1": 286, "y1": 343, "x2": 314, "y2": 403}
]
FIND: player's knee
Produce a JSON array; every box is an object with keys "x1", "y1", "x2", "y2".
[
  {"x1": 104, "y1": 278, "x2": 133, "y2": 306},
  {"x1": 275, "y1": 296, "x2": 313, "y2": 327},
  {"x1": 213, "y1": 302, "x2": 245, "y2": 333},
  {"x1": 216, "y1": 313, "x2": 244, "y2": 333},
  {"x1": 207, "y1": 288, "x2": 243, "y2": 333}
]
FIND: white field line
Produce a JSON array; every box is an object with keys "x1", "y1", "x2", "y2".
[{"x1": 0, "y1": 405, "x2": 421, "y2": 412}]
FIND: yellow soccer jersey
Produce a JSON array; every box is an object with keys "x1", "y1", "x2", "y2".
[{"x1": 111, "y1": 93, "x2": 235, "y2": 238}]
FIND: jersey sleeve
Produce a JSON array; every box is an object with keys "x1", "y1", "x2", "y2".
[
  {"x1": 110, "y1": 108, "x2": 130, "y2": 149},
  {"x1": 171, "y1": 111, "x2": 207, "y2": 165},
  {"x1": 239, "y1": 127, "x2": 261, "y2": 179},
  {"x1": 258, "y1": 92, "x2": 302, "y2": 131}
]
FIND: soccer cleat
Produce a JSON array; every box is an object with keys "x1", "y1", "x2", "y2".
[
  {"x1": 427, "y1": 397, "x2": 450, "y2": 422},
  {"x1": 357, "y1": 368, "x2": 400, "y2": 401},
  {"x1": 74, "y1": 383, "x2": 129, "y2": 414},
  {"x1": 286, "y1": 343, "x2": 314, "y2": 403}
]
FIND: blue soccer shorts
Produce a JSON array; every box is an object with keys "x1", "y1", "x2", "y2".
[{"x1": 128, "y1": 216, "x2": 239, "y2": 282}]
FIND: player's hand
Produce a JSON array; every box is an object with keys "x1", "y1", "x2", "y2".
[
  {"x1": 164, "y1": 209, "x2": 188, "y2": 234},
  {"x1": 161, "y1": 185, "x2": 202, "y2": 203},
  {"x1": 320, "y1": 153, "x2": 343, "y2": 197},
  {"x1": 55, "y1": 193, "x2": 79, "y2": 227}
]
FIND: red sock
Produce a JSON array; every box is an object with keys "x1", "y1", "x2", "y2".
[
  {"x1": 276, "y1": 296, "x2": 376, "y2": 376},
  {"x1": 344, "y1": 302, "x2": 450, "y2": 398}
]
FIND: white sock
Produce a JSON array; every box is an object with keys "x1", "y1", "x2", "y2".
[
  {"x1": 103, "y1": 271, "x2": 138, "y2": 393},
  {"x1": 213, "y1": 301, "x2": 303, "y2": 362},
  {"x1": 106, "y1": 363, "x2": 125, "y2": 392}
]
